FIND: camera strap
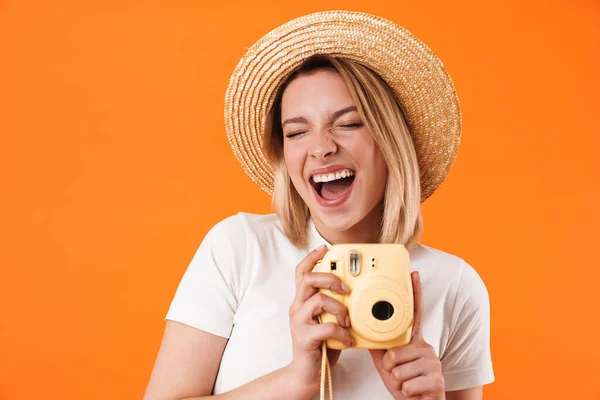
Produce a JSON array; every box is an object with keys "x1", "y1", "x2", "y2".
[{"x1": 317, "y1": 315, "x2": 333, "y2": 400}]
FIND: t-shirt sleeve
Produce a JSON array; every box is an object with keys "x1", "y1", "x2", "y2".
[
  {"x1": 165, "y1": 215, "x2": 247, "y2": 338},
  {"x1": 441, "y1": 261, "x2": 495, "y2": 391}
]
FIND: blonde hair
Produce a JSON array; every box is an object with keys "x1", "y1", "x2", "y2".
[{"x1": 263, "y1": 55, "x2": 423, "y2": 249}]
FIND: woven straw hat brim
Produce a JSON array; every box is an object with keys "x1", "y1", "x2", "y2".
[{"x1": 224, "y1": 10, "x2": 462, "y2": 202}]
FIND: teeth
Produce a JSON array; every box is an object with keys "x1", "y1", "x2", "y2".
[{"x1": 312, "y1": 169, "x2": 355, "y2": 183}]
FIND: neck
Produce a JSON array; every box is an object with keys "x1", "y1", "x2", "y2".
[{"x1": 312, "y1": 202, "x2": 384, "y2": 244}]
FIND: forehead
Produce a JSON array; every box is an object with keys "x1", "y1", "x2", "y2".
[{"x1": 280, "y1": 70, "x2": 355, "y2": 118}]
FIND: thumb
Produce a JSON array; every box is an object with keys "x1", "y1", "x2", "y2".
[
  {"x1": 369, "y1": 349, "x2": 386, "y2": 369},
  {"x1": 410, "y1": 271, "x2": 424, "y2": 342}
]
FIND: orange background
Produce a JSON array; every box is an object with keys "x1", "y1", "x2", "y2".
[{"x1": 1, "y1": 1, "x2": 599, "y2": 399}]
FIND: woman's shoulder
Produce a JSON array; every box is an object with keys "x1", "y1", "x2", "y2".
[
  {"x1": 409, "y1": 242, "x2": 465, "y2": 272},
  {"x1": 204, "y1": 212, "x2": 283, "y2": 243},
  {"x1": 410, "y1": 243, "x2": 489, "y2": 300},
  {"x1": 236, "y1": 212, "x2": 281, "y2": 230}
]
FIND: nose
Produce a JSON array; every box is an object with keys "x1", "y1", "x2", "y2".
[{"x1": 308, "y1": 130, "x2": 337, "y2": 161}]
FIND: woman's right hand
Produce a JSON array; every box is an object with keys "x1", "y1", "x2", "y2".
[{"x1": 287, "y1": 245, "x2": 354, "y2": 393}]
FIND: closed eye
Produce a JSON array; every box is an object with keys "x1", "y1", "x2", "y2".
[
  {"x1": 285, "y1": 131, "x2": 306, "y2": 139},
  {"x1": 339, "y1": 122, "x2": 364, "y2": 129}
]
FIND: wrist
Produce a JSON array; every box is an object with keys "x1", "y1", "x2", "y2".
[{"x1": 282, "y1": 363, "x2": 319, "y2": 400}]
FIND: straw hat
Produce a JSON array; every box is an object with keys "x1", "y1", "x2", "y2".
[{"x1": 224, "y1": 10, "x2": 461, "y2": 202}]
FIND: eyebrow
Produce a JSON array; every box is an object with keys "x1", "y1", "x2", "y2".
[
  {"x1": 281, "y1": 106, "x2": 358, "y2": 128},
  {"x1": 330, "y1": 106, "x2": 358, "y2": 122}
]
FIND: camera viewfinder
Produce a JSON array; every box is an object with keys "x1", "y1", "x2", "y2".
[
  {"x1": 349, "y1": 251, "x2": 361, "y2": 276},
  {"x1": 330, "y1": 261, "x2": 337, "y2": 271}
]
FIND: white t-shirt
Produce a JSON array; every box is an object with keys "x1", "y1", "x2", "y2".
[{"x1": 166, "y1": 213, "x2": 494, "y2": 397}]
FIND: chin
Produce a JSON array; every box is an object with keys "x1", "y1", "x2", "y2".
[{"x1": 310, "y1": 206, "x2": 364, "y2": 234}]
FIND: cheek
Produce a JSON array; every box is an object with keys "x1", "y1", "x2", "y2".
[
  {"x1": 282, "y1": 144, "x2": 304, "y2": 181},
  {"x1": 373, "y1": 146, "x2": 388, "y2": 177},
  {"x1": 282, "y1": 144, "x2": 296, "y2": 168},
  {"x1": 372, "y1": 148, "x2": 389, "y2": 189},
  {"x1": 347, "y1": 131, "x2": 381, "y2": 168},
  {"x1": 351, "y1": 133, "x2": 388, "y2": 185}
]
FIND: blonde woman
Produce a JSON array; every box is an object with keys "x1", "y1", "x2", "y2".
[{"x1": 145, "y1": 11, "x2": 494, "y2": 400}]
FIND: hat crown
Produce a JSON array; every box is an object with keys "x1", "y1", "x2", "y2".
[{"x1": 225, "y1": 10, "x2": 462, "y2": 202}]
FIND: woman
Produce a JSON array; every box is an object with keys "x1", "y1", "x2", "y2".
[{"x1": 144, "y1": 11, "x2": 494, "y2": 400}]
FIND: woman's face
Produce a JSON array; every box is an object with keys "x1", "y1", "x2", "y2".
[{"x1": 281, "y1": 69, "x2": 388, "y2": 237}]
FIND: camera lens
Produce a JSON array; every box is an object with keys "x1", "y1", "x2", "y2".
[{"x1": 372, "y1": 301, "x2": 394, "y2": 321}]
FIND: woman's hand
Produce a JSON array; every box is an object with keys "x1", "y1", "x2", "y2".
[
  {"x1": 370, "y1": 271, "x2": 445, "y2": 399},
  {"x1": 287, "y1": 245, "x2": 354, "y2": 393}
]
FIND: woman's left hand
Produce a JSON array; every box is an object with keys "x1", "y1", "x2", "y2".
[{"x1": 370, "y1": 271, "x2": 445, "y2": 399}]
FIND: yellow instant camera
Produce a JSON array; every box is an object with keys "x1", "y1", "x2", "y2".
[{"x1": 316, "y1": 244, "x2": 414, "y2": 350}]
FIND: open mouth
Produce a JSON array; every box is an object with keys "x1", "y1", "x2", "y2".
[{"x1": 311, "y1": 169, "x2": 356, "y2": 201}]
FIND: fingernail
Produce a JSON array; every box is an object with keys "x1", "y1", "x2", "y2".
[
  {"x1": 315, "y1": 245, "x2": 327, "y2": 252},
  {"x1": 345, "y1": 316, "x2": 351, "y2": 328},
  {"x1": 341, "y1": 282, "x2": 350, "y2": 293},
  {"x1": 350, "y1": 340, "x2": 355, "y2": 347}
]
